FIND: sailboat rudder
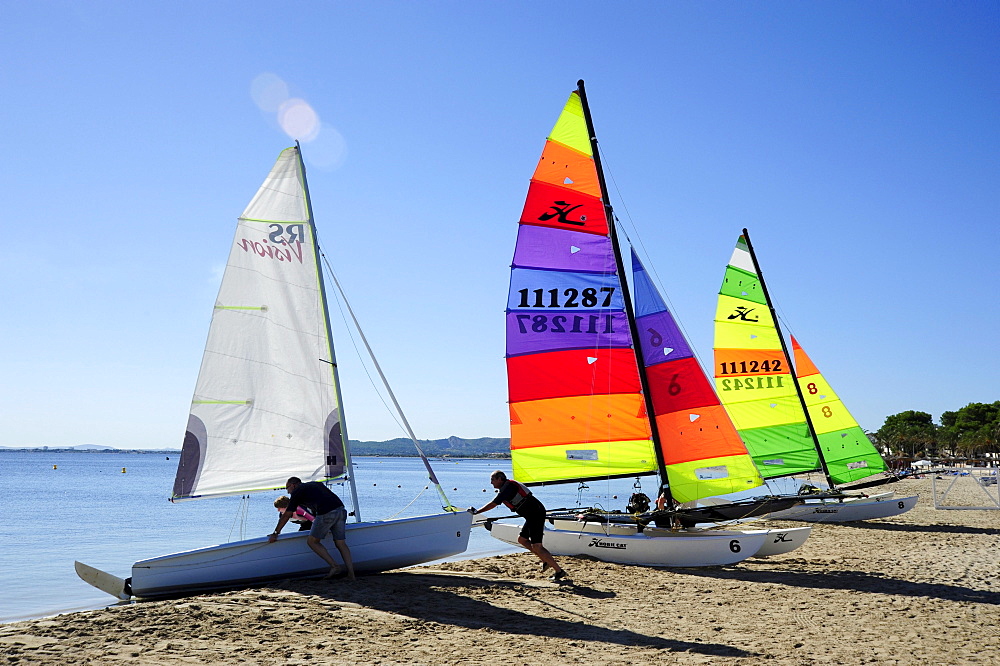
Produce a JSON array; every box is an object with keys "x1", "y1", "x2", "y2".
[{"x1": 74, "y1": 561, "x2": 131, "y2": 600}]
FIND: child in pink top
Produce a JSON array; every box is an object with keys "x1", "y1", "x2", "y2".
[{"x1": 273, "y1": 495, "x2": 314, "y2": 531}]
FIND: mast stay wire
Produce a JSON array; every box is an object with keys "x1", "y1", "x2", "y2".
[
  {"x1": 596, "y1": 142, "x2": 719, "y2": 381},
  {"x1": 596, "y1": 144, "x2": 804, "y2": 379},
  {"x1": 314, "y1": 236, "x2": 459, "y2": 512}
]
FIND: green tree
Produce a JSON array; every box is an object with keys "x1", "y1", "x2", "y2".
[
  {"x1": 940, "y1": 402, "x2": 1000, "y2": 458},
  {"x1": 875, "y1": 411, "x2": 938, "y2": 459}
]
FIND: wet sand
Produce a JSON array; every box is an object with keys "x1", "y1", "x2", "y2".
[{"x1": 2, "y1": 477, "x2": 998, "y2": 665}]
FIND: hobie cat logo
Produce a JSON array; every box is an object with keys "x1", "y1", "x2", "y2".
[
  {"x1": 238, "y1": 223, "x2": 307, "y2": 263},
  {"x1": 588, "y1": 537, "x2": 626, "y2": 550},
  {"x1": 538, "y1": 200, "x2": 586, "y2": 226}
]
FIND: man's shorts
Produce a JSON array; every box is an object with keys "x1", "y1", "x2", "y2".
[
  {"x1": 310, "y1": 506, "x2": 347, "y2": 541},
  {"x1": 519, "y1": 509, "x2": 546, "y2": 544}
]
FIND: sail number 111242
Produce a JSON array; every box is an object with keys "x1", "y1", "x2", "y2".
[{"x1": 718, "y1": 359, "x2": 783, "y2": 375}]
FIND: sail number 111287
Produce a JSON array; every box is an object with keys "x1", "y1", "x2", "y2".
[{"x1": 516, "y1": 287, "x2": 616, "y2": 309}]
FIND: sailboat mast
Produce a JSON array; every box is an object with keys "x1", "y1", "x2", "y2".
[
  {"x1": 576, "y1": 80, "x2": 672, "y2": 500},
  {"x1": 739, "y1": 228, "x2": 835, "y2": 489},
  {"x1": 295, "y1": 142, "x2": 363, "y2": 522}
]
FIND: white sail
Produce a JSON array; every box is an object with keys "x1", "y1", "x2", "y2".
[
  {"x1": 76, "y1": 146, "x2": 472, "y2": 601},
  {"x1": 172, "y1": 147, "x2": 344, "y2": 500}
]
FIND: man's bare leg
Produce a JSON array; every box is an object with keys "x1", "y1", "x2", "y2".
[
  {"x1": 333, "y1": 539, "x2": 355, "y2": 581},
  {"x1": 529, "y1": 543, "x2": 563, "y2": 574},
  {"x1": 306, "y1": 536, "x2": 341, "y2": 577}
]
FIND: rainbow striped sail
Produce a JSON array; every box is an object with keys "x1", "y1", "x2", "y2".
[
  {"x1": 507, "y1": 86, "x2": 765, "y2": 505},
  {"x1": 507, "y1": 90, "x2": 656, "y2": 485},
  {"x1": 792, "y1": 337, "x2": 888, "y2": 484},
  {"x1": 631, "y1": 251, "x2": 763, "y2": 501},
  {"x1": 713, "y1": 235, "x2": 821, "y2": 479}
]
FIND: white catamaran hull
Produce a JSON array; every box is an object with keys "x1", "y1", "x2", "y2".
[
  {"x1": 765, "y1": 494, "x2": 918, "y2": 523},
  {"x1": 748, "y1": 526, "x2": 811, "y2": 556},
  {"x1": 488, "y1": 520, "x2": 767, "y2": 567},
  {"x1": 82, "y1": 512, "x2": 472, "y2": 599},
  {"x1": 548, "y1": 518, "x2": 811, "y2": 558}
]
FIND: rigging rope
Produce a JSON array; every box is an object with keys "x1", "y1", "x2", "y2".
[
  {"x1": 599, "y1": 144, "x2": 718, "y2": 382},
  {"x1": 315, "y1": 239, "x2": 458, "y2": 513},
  {"x1": 226, "y1": 495, "x2": 251, "y2": 542}
]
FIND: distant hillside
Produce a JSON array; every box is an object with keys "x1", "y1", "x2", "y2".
[
  {"x1": 0, "y1": 436, "x2": 510, "y2": 458},
  {"x1": 350, "y1": 436, "x2": 510, "y2": 458}
]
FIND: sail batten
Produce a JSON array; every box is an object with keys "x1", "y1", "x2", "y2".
[{"x1": 172, "y1": 147, "x2": 344, "y2": 502}]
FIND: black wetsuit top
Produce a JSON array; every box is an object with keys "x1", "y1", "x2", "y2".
[
  {"x1": 287, "y1": 481, "x2": 344, "y2": 517},
  {"x1": 495, "y1": 479, "x2": 545, "y2": 516}
]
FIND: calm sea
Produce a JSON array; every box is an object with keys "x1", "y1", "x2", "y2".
[{"x1": 1, "y1": 451, "x2": 643, "y2": 623}]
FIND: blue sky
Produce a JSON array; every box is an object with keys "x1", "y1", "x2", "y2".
[{"x1": 1, "y1": 2, "x2": 996, "y2": 449}]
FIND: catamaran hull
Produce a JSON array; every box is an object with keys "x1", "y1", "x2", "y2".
[
  {"x1": 547, "y1": 519, "x2": 811, "y2": 558},
  {"x1": 716, "y1": 526, "x2": 812, "y2": 556},
  {"x1": 488, "y1": 520, "x2": 766, "y2": 567},
  {"x1": 122, "y1": 512, "x2": 472, "y2": 598},
  {"x1": 765, "y1": 495, "x2": 918, "y2": 522}
]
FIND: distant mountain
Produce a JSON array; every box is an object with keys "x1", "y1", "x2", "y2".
[
  {"x1": 0, "y1": 445, "x2": 179, "y2": 453},
  {"x1": 0, "y1": 444, "x2": 120, "y2": 451},
  {"x1": 0, "y1": 436, "x2": 510, "y2": 458},
  {"x1": 351, "y1": 436, "x2": 510, "y2": 458}
]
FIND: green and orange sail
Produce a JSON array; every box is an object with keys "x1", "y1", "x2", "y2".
[
  {"x1": 506, "y1": 83, "x2": 761, "y2": 503},
  {"x1": 792, "y1": 337, "x2": 888, "y2": 485},
  {"x1": 714, "y1": 231, "x2": 891, "y2": 489},
  {"x1": 713, "y1": 234, "x2": 821, "y2": 479}
]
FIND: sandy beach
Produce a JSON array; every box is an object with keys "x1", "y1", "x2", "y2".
[{"x1": 2, "y1": 477, "x2": 997, "y2": 665}]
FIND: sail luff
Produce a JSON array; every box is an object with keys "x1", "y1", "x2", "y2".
[
  {"x1": 295, "y1": 144, "x2": 362, "y2": 521},
  {"x1": 506, "y1": 83, "x2": 657, "y2": 486},
  {"x1": 630, "y1": 250, "x2": 764, "y2": 503},
  {"x1": 738, "y1": 229, "x2": 834, "y2": 488},
  {"x1": 575, "y1": 80, "x2": 671, "y2": 496}
]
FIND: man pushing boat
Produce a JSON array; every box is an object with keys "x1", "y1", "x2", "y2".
[
  {"x1": 471, "y1": 470, "x2": 568, "y2": 581},
  {"x1": 268, "y1": 476, "x2": 355, "y2": 581}
]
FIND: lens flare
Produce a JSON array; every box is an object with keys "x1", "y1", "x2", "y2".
[
  {"x1": 303, "y1": 124, "x2": 348, "y2": 169},
  {"x1": 250, "y1": 73, "x2": 289, "y2": 113},
  {"x1": 277, "y1": 98, "x2": 320, "y2": 142}
]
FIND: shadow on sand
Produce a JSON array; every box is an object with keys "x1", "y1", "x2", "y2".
[
  {"x1": 281, "y1": 571, "x2": 757, "y2": 658},
  {"x1": 829, "y1": 521, "x2": 1000, "y2": 536},
  {"x1": 676, "y1": 565, "x2": 999, "y2": 606}
]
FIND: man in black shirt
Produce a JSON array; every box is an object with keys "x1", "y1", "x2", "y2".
[
  {"x1": 268, "y1": 476, "x2": 355, "y2": 581},
  {"x1": 472, "y1": 470, "x2": 567, "y2": 581}
]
